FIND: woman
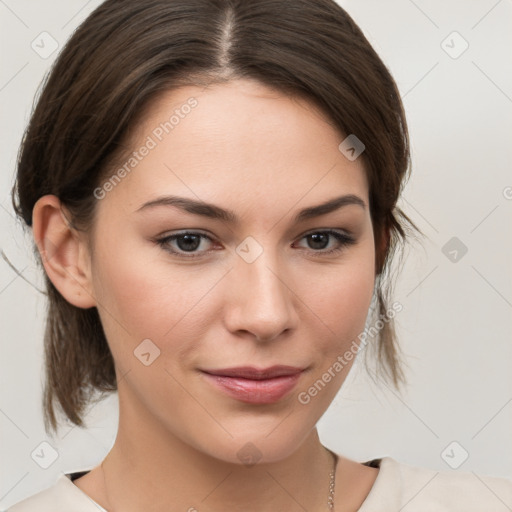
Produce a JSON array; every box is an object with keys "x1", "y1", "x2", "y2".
[{"x1": 8, "y1": 0, "x2": 512, "y2": 510}]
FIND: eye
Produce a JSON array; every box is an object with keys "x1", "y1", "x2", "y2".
[
  {"x1": 155, "y1": 231, "x2": 216, "y2": 258},
  {"x1": 293, "y1": 230, "x2": 356, "y2": 255},
  {"x1": 155, "y1": 229, "x2": 356, "y2": 259}
]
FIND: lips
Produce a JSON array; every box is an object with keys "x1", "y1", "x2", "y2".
[
  {"x1": 201, "y1": 365, "x2": 304, "y2": 379},
  {"x1": 200, "y1": 365, "x2": 305, "y2": 404}
]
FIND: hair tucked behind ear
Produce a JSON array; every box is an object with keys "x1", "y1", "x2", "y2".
[{"x1": 12, "y1": 0, "x2": 421, "y2": 435}]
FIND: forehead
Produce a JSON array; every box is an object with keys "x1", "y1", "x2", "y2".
[{"x1": 97, "y1": 78, "x2": 369, "y2": 218}]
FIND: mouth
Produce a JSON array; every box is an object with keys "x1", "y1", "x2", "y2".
[{"x1": 200, "y1": 365, "x2": 305, "y2": 404}]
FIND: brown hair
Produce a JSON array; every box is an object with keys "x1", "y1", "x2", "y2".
[{"x1": 11, "y1": 0, "x2": 420, "y2": 435}]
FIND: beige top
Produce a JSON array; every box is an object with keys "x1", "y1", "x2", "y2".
[{"x1": 7, "y1": 456, "x2": 512, "y2": 511}]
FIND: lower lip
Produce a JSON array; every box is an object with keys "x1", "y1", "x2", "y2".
[{"x1": 201, "y1": 372, "x2": 302, "y2": 404}]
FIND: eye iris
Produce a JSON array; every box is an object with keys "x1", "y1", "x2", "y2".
[
  {"x1": 308, "y1": 233, "x2": 329, "y2": 250},
  {"x1": 177, "y1": 234, "x2": 201, "y2": 252}
]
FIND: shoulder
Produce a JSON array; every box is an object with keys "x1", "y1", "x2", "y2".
[
  {"x1": 6, "y1": 471, "x2": 106, "y2": 512},
  {"x1": 358, "y1": 456, "x2": 512, "y2": 512}
]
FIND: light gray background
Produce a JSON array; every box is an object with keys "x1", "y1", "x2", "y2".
[{"x1": 1, "y1": 0, "x2": 511, "y2": 508}]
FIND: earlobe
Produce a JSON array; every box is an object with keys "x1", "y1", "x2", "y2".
[{"x1": 32, "y1": 195, "x2": 96, "y2": 309}]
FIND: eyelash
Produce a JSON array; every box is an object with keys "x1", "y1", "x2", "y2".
[{"x1": 155, "y1": 230, "x2": 356, "y2": 259}]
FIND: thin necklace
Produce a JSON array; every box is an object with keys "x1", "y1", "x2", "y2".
[
  {"x1": 327, "y1": 447, "x2": 338, "y2": 511},
  {"x1": 101, "y1": 449, "x2": 338, "y2": 512}
]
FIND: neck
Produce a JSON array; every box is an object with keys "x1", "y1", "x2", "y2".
[{"x1": 101, "y1": 393, "x2": 335, "y2": 512}]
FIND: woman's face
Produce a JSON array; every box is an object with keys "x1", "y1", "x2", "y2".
[{"x1": 87, "y1": 78, "x2": 376, "y2": 463}]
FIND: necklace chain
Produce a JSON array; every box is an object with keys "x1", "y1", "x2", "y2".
[
  {"x1": 101, "y1": 447, "x2": 338, "y2": 512},
  {"x1": 327, "y1": 448, "x2": 337, "y2": 511}
]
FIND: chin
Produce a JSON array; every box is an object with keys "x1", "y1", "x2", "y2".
[{"x1": 189, "y1": 427, "x2": 312, "y2": 467}]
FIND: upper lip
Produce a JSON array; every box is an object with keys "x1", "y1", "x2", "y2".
[{"x1": 201, "y1": 365, "x2": 305, "y2": 380}]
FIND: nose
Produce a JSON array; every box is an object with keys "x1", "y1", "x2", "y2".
[{"x1": 224, "y1": 250, "x2": 299, "y2": 342}]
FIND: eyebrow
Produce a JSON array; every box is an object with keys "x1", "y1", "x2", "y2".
[{"x1": 135, "y1": 194, "x2": 366, "y2": 223}]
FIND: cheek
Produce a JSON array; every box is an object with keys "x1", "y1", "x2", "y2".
[
  {"x1": 302, "y1": 243, "x2": 376, "y2": 346},
  {"x1": 294, "y1": 248, "x2": 375, "y2": 404},
  {"x1": 90, "y1": 232, "x2": 224, "y2": 352},
  {"x1": 335, "y1": 262, "x2": 375, "y2": 336}
]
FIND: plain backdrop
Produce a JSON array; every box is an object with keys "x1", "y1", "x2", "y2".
[{"x1": 1, "y1": 0, "x2": 511, "y2": 508}]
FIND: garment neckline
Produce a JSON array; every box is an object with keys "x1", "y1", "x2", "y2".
[{"x1": 62, "y1": 456, "x2": 395, "y2": 511}]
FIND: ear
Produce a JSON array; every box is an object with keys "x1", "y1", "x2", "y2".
[{"x1": 32, "y1": 195, "x2": 96, "y2": 309}]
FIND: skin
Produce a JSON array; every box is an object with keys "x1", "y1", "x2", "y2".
[{"x1": 33, "y1": 78, "x2": 382, "y2": 511}]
